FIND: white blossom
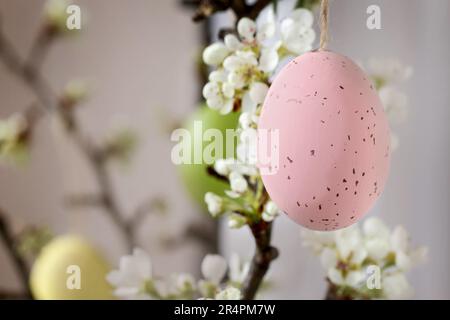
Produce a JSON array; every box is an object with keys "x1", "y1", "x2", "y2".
[
  {"x1": 202, "y1": 8, "x2": 315, "y2": 114},
  {"x1": 368, "y1": 58, "x2": 413, "y2": 84},
  {"x1": 201, "y1": 254, "x2": 227, "y2": 285},
  {"x1": 203, "y1": 43, "x2": 230, "y2": 66},
  {"x1": 228, "y1": 253, "x2": 250, "y2": 284},
  {"x1": 301, "y1": 217, "x2": 427, "y2": 299},
  {"x1": 204, "y1": 192, "x2": 224, "y2": 217},
  {"x1": 237, "y1": 127, "x2": 258, "y2": 165},
  {"x1": 228, "y1": 213, "x2": 247, "y2": 229},
  {"x1": 215, "y1": 286, "x2": 242, "y2": 300},
  {"x1": 174, "y1": 273, "x2": 196, "y2": 293},
  {"x1": 224, "y1": 34, "x2": 243, "y2": 51},
  {"x1": 202, "y1": 81, "x2": 234, "y2": 115},
  {"x1": 328, "y1": 268, "x2": 366, "y2": 288},
  {"x1": 249, "y1": 82, "x2": 269, "y2": 106},
  {"x1": 382, "y1": 272, "x2": 414, "y2": 299},
  {"x1": 262, "y1": 200, "x2": 280, "y2": 222},
  {"x1": 106, "y1": 248, "x2": 153, "y2": 299},
  {"x1": 379, "y1": 86, "x2": 408, "y2": 124},
  {"x1": 237, "y1": 18, "x2": 257, "y2": 43},
  {"x1": 229, "y1": 171, "x2": 248, "y2": 193},
  {"x1": 280, "y1": 9, "x2": 315, "y2": 55}
]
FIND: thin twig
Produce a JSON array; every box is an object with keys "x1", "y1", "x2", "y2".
[
  {"x1": 0, "y1": 208, "x2": 32, "y2": 299},
  {"x1": 188, "y1": 0, "x2": 272, "y2": 22},
  {"x1": 0, "y1": 17, "x2": 134, "y2": 252}
]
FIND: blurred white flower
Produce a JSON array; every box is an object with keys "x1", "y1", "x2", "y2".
[
  {"x1": 214, "y1": 158, "x2": 235, "y2": 176},
  {"x1": 201, "y1": 254, "x2": 227, "y2": 285},
  {"x1": 107, "y1": 248, "x2": 153, "y2": 299},
  {"x1": 363, "y1": 217, "x2": 390, "y2": 239},
  {"x1": 215, "y1": 286, "x2": 242, "y2": 300},
  {"x1": 320, "y1": 247, "x2": 338, "y2": 269},
  {"x1": 228, "y1": 213, "x2": 247, "y2": 229},
  {"x1": 301, "y1": 217, "x2": 427, "y2": 299},
  {"x1": 237, "y1": 127, "x2": 258, "y2": 165},
  {"x1": 390, "y1": 225, "x2": 428, "y2": 272},
  {"x1": 204, "y1": 192, "x2": 224, "y2": 217},
  {"x1": 202, "y1": 81, "x2": 234, "y2": 115},
  {"x1": 382, "y1": 272, "x2": 414, "y2": 299},
  {"x1": 363, "y1": 58, "x2": 412, "y2": 151},
  {"x1": 0, "y1": 113, "x2": 28, "y2": 162},
  {"x1": 335, "y1": 226, "x2": 362, "y2": 260},
  {"x1": 365, "y1": 237, "x2": 391, "y2": 263},
  {"x1": 301, "y1": 229, "x2": 335, "y2": 254},
  {"x1": 368, "y1": 58, "x2": 413, "y2": 84},
  {"x1": 228, "y1": 253, "x2": 250, "y2": 284},
  {"x1": 229, "y1": 171, "x2": 248, "y2": 193},
  {"x1": 280, "y1": 9, "x2": 316, "y2": 55},
  {"x1": 242, "y1": 82, "x2": 269, "y2": 111},
  {"x1": 174, "y1": 273, "x2": 196, "y2": 294},
  {"x1": 379, "y1": 86, "x2": 408, "y2": 124},
  {"x1": 237, "y1": 18, "x2": 257, "y2": 43},
  {"x1": 262, "y1": 201, "x2": 280, "y2": 222},
  {"x1": 224, "y1": 34, "x2": 243, "y2": 51},
  {"x1": 328, "y1": 268, "x2": 366, "y2": 288},
  {"x1": 203, "y1": 43, "x2": 230, "y2": 66}
]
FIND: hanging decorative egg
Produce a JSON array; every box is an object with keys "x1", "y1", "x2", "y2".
[
  {"x1": 30, "y1": 235, "x2": 114, "y2": 299},
  {"x1": 258, "y1": 51, "x2": 391, "y2": 231},
  {"x1": 177, "y1": 104, "x2": 239, "y2": 210}
]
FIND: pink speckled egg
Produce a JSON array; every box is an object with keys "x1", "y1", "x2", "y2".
[{"x1": 258, "y1": 51, "x2": 390, "y2": 231}]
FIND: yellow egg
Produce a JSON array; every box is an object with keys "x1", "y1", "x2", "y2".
[{"x1": 30, "y1": 235, "x2": 114, "y2": 300}]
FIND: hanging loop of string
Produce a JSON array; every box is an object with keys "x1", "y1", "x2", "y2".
[{"x1": 319, "y1": 0, "x2": 329, "y2": 50}]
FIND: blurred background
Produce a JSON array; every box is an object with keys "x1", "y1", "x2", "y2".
[{"x1": 0, "y1": 0, "x2": 449, "y2": 299}]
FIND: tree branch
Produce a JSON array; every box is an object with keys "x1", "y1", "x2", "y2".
[
  {"x1": 0, "y1": 208, "x2": 32, "y2": 299},
  {"x1": 187, "y1": 0, "x2": 272, "y2": 23},
  {"x1": 241, "y1": 220, "x2": 278, "y2": 300},
  {"x1": 0, "y1": 17, "x2": 134, "y2": 252}
]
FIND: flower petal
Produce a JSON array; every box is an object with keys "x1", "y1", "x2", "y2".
[
  {"x1": 237, "y1": 18, "x2": 256, "y2": 42},
  {"x1": 203, "y1": 42, "x2": 230, "y2": 66},
  {"x1": 201, "y1": 254, "x2": 227, "y2": 284}
]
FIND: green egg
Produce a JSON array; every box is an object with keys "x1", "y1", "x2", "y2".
[{"x1": 176, "y1": 105, "x2": 239, "y2": 211}]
